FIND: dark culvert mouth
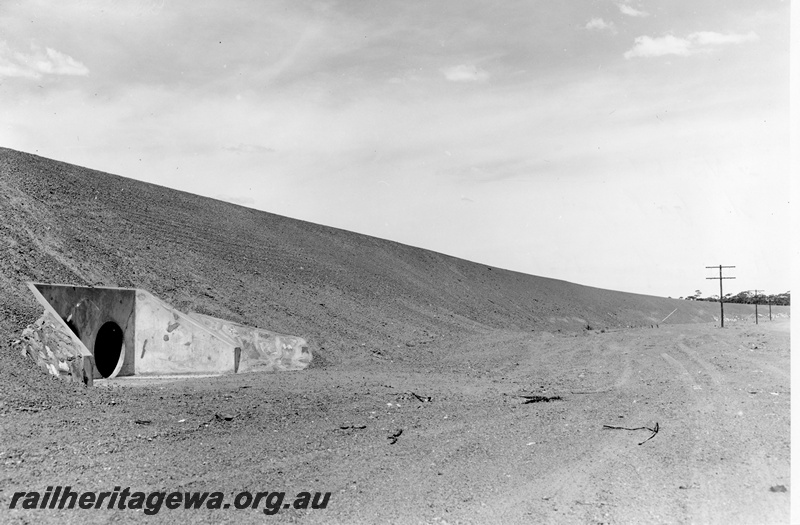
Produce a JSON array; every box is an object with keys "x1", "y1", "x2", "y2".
[{"x1": 95, "y1": 321, "x2": 124, "y2": 378}]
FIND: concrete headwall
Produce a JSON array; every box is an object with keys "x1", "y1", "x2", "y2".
[{"x1": 31, "y1": 283, "x2": 135, "y2": 379}]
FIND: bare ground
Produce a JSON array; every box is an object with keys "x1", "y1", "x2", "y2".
[{"x1": 1, "y1": 319, "x2": 789, "y2": 524}]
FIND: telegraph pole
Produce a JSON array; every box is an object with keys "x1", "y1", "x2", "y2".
[
  {"x1": 706, "y1": 265, "x2": 735, "y2": 328},
  {"x1": 753, "y1": 290, "x2": 764, "y2": 325}
]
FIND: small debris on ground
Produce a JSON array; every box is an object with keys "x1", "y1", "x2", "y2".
[
  {"x1": 519, "y1": 395, "x2": 562, "y2": 404},
  {"x1": 215, "y1": 413, "x2": 235, "y2": 422},
  {"x1": 603, "y1": 422, "x2": 659, "y2": 445},
  {"x1": 388, "y1": 428, "x2": 403, "y2": 444},
  {"x1": 134, "y1": 419, "x2": 152, "y2": 425},
  {"x1": 769, "y1": 485, "x2": 787, "y2": 493},
  {"x1": 337, "y1": 424, "x2": 367, "y2": 431},
  {"x1": 398, "y1": 392, "x2": 432, "y2": 403}
]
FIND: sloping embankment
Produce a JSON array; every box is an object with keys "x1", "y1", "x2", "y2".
[{"x1": 0, "y1": 147, "x2": 788, "y2": 368}]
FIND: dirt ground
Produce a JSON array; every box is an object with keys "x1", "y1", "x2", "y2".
[{"x1": 1, "y1": 318, "x2": 789, "y2": 524}]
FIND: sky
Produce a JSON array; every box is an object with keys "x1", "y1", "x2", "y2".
[{"x1": 0, "y1": 0, "x2": 791, "y2": 298}]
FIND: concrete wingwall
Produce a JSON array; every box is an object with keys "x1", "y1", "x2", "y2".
[
  {"x1": 188, "y1": 312, "x2": 312, "y2": 372},
  {"x1": 134, "y1": 290, "x2": 237, "y2": 375}
]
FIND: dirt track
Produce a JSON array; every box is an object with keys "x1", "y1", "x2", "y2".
[{"x1": 2, "y1": 319, "x2": 789, "y2": 524}]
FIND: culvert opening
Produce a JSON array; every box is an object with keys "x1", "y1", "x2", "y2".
[{"x1": 95, "y1": 321, "x2": 124, "y2": 378}]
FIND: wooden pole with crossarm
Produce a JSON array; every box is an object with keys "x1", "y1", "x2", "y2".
[
  {"x1": 706, "y1": 265, "x2": 735, "y2": 328},
  {"x1": 753, "y1": 290, "x2": 764, "y2": 325}
]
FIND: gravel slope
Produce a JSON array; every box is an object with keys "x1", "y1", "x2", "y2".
[
  {"x1": 0, "y1": 147, "x2": 790, "y2": 524},
  {"x1": 0, "y1": 147, "x2": 774, "y2": 358}
]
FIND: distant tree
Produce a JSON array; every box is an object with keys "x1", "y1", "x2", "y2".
[
  {"x1": 696, "y1": 289, "x2": 791, "y2": 306},
  {"x1": 685, "y1": 289, "x2": 702, "y2": 301},
  {"x1": 770, "y1": 291, "x2": 791, "y2": 306}
]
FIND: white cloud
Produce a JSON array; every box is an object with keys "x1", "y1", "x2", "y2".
[
  {"x1": 441, "y1": 64, "x2": 489, "y2": 82},
  {"x1": 0, "y1": 41, "x2": 89, "y2": 79},
  {"x1": 624, "y1": 35, "x2": 691, "y2": 58},
  {"x1": 624, "y1": 31, "x2": 760, "y2": 59},
  {"x1": 585, "y1": 18, "x2": 616, "y2": 32},
  {"x1": 617, "y1": 4, "x2": 649, "y2": 17},
  {"x1": 0, "y1": 61, "x2": 37, "y2": 79},
  {"x1": 223, "y1": 143, "x2": 276, "y2": 154},
  {"x1": 689, "y1": 31, "x2": 759, "y2": 45}
]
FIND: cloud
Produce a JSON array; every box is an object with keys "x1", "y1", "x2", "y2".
[
  {"x1": 222, "y1": 143, "x2": 276, "y2": 154},
  {"x1": 585, "y1": 18, "x2": 616, "y2": 32},
  {"x1": 624, "y1": 31, "x2": 760, "y2": 59},
  {"x1": 617, "y1": 4, "x2": 649, "y2": 17},
  {"x1": 689, "y1": 31, "x2": 759, "y2": 45},
  {"x1": 624, "y1": 35, "x2": 691, "y2": 58},
  {"x1": 441, "y1": 64, "x2": 489, "y2": 82},
  {"x1": 0, "y1": 42, "x2": 89, "y2": 79}
]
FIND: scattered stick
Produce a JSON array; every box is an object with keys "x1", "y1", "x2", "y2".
[
  {"x1": 337, "y1": 424, "x2": 367, "y2": 431},
  {"x1": 518, "y1": 395, "x2": 562, "y2": 404},
  {"x1": 396, "y1": 391, "x2": 432, "y2": 402},
  {"x1": 603, "y1": 422, "x2": 659, "y2": 445},
  {"x1": 407, "y1": 392, "x2": 432, "y2": 403}
]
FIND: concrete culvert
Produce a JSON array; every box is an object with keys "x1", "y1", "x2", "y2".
[
  {"x1": 95, "y1": 321, "x2": 124, "y2": 378},
  {"x1": 24, "y1": 283, "x2": 312, "y2": 382}
]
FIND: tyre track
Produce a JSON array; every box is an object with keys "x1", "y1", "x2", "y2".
[
  {"x1": 674, "y1": 337, "x2": 725, "y2": 386},
  {"x1": 661, "y1": 352, "x2": 699, "y2": 389}
]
